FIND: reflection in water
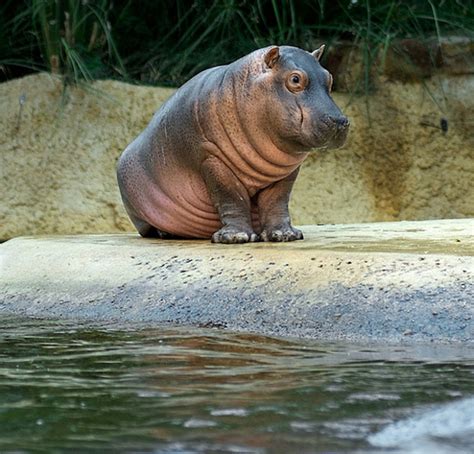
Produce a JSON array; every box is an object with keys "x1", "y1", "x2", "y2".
[{"x1": 0, "y1": 317, "x2": 473, "y2": 453}]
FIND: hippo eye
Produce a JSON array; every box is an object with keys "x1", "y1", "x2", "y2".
[{"x1": 286, "y1": 71, "x2": 306, "y2": 92}]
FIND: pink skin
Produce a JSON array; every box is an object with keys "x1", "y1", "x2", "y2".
[{"x1": 117, "y1": 45, "x2": 349, "y2": 243}]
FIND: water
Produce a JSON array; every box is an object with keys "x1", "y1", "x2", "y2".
[{"x1": 0, "y1": 317, "x2": 473, "y2": 453}]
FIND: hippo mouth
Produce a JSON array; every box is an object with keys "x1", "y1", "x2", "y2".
[
  {"x1": 289, "y1": 109, "x2": 349, "y2": 151},
  {"x1": 324, "y1": 126, "x2": 349, "y2": 149},
  {"x1": 297, "y1": 128, "x2": 347, "y2": 151},
  {"x1": 308, "y1": 119, "x2": 349, "y2": 150}
]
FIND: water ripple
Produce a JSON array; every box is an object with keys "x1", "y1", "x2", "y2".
[{"x1": 0, "y1": 317, "x2": 473, "y2": 453}]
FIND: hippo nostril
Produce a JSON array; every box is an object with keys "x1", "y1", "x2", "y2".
[
  {"x1": 333, "y1": 116, "x2": 350, "y2": 129},
  {"x1": 323, "y1": 115, "x2": 349, "y2": 130},
  {"x1": 341, "y1": 117, "x2": 350, "y2": 128}
]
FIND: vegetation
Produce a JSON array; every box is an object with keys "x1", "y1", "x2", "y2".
[
  {"x1": 0, "y1": 0, "x2": 125, "y2": 87},
  {"x1": 1, "y1": 0, "x2": 473, "y2": 87}
]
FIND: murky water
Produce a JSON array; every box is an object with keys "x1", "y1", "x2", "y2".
[{"x1": 0, "y1": 317, "x2": 473, "y2": 453}]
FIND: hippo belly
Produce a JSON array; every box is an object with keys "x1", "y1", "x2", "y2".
[
  {"x1": 123, "y1": 162, "x2": 222, "y2": 238},
  {"x1": 151, "y1": 173, "x2": 222, "y2": 238}
]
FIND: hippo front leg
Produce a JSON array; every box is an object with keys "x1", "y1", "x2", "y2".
[
  {"x1": 257, "y1": 167, "x2": 303, "y2": 242},
  {"x1": 201, "y1": 156, "x2": 259, "y2": 244}
]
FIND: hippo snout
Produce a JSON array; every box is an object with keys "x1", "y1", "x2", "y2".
[
  {"x1": 332, "y1": 115, "x2": 350, "y2": 130},
  {"x1": 323, "y1": 114, "x2": 350, "y2": 131},
  {"x1": 315, "y1": 114, "x2": 350, "y2": 149}
]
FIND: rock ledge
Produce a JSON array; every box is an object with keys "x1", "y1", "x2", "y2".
[{"x1": 1, "y1": 219, "x2": 472, "y2": 344}]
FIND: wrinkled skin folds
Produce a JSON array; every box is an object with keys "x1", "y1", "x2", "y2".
[{"x1": 117, "y1": 45, "x2": 349, "y2": 243}]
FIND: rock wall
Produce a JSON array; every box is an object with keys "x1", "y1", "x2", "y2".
[
  {"x1": 0, "y1": 74, "x2": 174, "y2": 240},
  {"x1": 1, "y1": 71, "x2": 473, "y2": 240}
]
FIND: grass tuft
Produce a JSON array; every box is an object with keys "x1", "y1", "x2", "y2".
[{"x1": 1, "y1": 0, "x2": 473, "y2": 88}]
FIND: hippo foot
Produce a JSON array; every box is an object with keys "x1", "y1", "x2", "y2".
[
  {"x1": 212, "y1": 227, "x2": 259, "y2": 244},
  {"x1": 260, "y1": 225, "x2": 304, "y2": 242}
]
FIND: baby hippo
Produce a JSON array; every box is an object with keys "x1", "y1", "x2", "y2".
[{"x1": 117, "y1": 45, "x2": 349, "y2": 243}]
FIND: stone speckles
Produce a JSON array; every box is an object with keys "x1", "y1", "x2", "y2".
[{"x1": 0, "y1": 219, "x2": 473, "y2": 343}]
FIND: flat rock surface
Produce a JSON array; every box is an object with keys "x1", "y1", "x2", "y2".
[{"x1": 1, "y1": 219, "x2": 473, "y2": 343}]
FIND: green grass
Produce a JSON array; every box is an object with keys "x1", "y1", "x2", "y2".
[
  {"x1": 0, "y1": 0, "x2": 126, "y2": 87},
  {"x1": 1, "y1": 0, "x2": 473, "y2": 88}
]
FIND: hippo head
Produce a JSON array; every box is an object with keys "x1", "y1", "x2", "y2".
[{"x1": 260, "y1": 45, "x2": 349, "y2": 152}]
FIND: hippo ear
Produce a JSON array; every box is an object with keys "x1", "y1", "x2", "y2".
[
  {"x1": 312, "y1": 44, "x2": 326, "y2": 61},
  {"x1": 264, "y1": 46, "x2": 280, "y2": 69}
]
